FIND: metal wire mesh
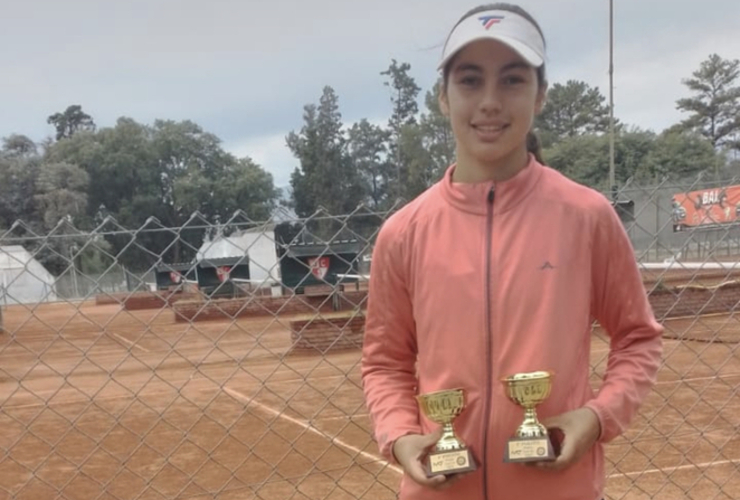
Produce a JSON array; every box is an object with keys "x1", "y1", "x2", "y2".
[{"x1": 0, "y1": 178, "x2": 739, "y2": 499}]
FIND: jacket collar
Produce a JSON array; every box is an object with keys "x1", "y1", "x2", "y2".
[{"x1": 439, "y1": 154, "x2": 544, "y2": 216}]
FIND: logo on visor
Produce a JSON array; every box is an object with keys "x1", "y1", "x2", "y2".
[{"x1": 479, "y1": 15, "x2": 505, "y2": 29}]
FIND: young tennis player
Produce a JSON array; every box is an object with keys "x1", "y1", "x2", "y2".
[{"x1": 361, "y1": 4, "x2": 663, "y2": 499}]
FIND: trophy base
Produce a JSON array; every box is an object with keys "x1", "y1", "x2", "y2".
[
  {"x1": 503, "y1": 436, "x2": 557, "y2": 463},
  {"x1": 425, "y1": 448, "x2": 478, "y2": 477}
]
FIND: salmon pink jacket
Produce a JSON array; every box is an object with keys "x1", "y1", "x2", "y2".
[{"x1": 361, "y1": 157, "x2": 663, "y2": 500}]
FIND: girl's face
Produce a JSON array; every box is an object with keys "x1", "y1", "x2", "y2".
[{"x1": 440, "y1": 39, "x2": 546, "y2": 175}]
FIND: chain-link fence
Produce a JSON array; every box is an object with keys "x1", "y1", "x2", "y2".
[{"x1": 0, "y1": 178, "x2": 739, "y2": 499}]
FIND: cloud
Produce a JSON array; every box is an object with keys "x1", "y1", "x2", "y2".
[
  {"x1": 2, "y1": 0, "x2": 739, "y2": 160},
  {"x1": 544, "y1": 1, "x2": 740, "y2": 133},
  {"x1": 226, "y1": 132, "x2": 295, "y2": 188},
  {"x1": 225, "y1": 116, "x2": 388, "y2": 191}
]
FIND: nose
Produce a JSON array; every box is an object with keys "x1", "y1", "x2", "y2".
[{"x1": 480, "y1": 81, "x2": 503, "y2": 114}]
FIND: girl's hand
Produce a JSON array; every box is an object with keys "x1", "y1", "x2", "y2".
[
  {"x1": 392, "y1": 428, "x2": 467, "y2": 490},
  {"x1": 533, "y1": 407, "x2": 601, "y2": 471}
]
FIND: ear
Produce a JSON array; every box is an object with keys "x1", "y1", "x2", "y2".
[{"x1": 439, "y1": 85, "x2": 450, "y2": 117}]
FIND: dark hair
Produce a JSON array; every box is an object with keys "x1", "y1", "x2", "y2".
[
  {"x1": 526, "y1": 128, "x2": 545, "y2": 164},
  {"x1": 442, "y1": 3, "x2": 548, "y2": 163}
]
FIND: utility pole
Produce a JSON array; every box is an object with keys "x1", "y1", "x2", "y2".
[{"x1": 608, "y1": 0, "x2": 616, "y2": 201}]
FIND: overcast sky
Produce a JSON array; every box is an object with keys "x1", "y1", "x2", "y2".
[{"x1": 2, "y1": 0, "x2": 739, "y2": 187}]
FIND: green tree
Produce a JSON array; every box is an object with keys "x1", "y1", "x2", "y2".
[
  {"x1": 45, "y1": 117, "x2": 157, "y2": 226},
  {"x1": 46, "y1": 117, "x2": 278, "y2": 267},
  {"x1": 418, "y1": 81, "x2": 455, "y2": 183},
  {"x1": 676, "y1": 54, "x2": 740, "y2": 151},
  {"x1": 638, "y1": 130, "x2": 719, "y2": 182},
  {"x1": 381, "y1": 60, "x2": 421, "y2": 200},
  {"x1": 151, "y1": 122, "x2": 276, "y2": 263},
  {"x1": 0, "y1": 135, "x2": 41, "y2": 227},
  {"x1": 536, "y1": 80, "x2": 612, "y2": 147},
  {"x1": 150, "y1": 119, "x2": 238, "y2": 232},
  {"x1": 174, "y1": 157, "x2": 278, "y2": 222},
  {"x1": 47, "y1": 105, "x2": 96, "y2": 141},
  {"x1": 544, "y1": 134, "x2": 606, "y2": 187},
  {"x1": 287, "y1": 86, "x2": 364, "y2": 218},
  {"x1": 34, "y1": 162, "x2": 89, "y2": 229},
  {"x1": 0, "y1": 151, "x2": 40, "y2": 228},
  {"x1": 390, "y1": 81, "x2": 456, "y2": 201},
  {"x1": 399, "y1": 123, "x2": 433, "y2": 199},
  {"x1": 544, "y1": 128, "x2": 656, "y2": 189},
  {"x1": 2, "y1": 134, "x2": 37, "y2": 157},
  {"x1": 0, "y1": 141, "x2": 92, "y2": 275},
  {"x1": 347, "y1": 119, "x2": 391, "y2": 209}
]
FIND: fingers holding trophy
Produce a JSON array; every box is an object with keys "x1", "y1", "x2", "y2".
[{"x1": 416, "y1": 388, "x2": 478, "y2": 477}]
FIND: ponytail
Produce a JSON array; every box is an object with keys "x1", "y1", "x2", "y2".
[{"x1": 526, "y1": 131, "x2": 545, "y2": 164}]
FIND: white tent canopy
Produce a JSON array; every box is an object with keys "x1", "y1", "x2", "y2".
[
  {"x1": 196, "y1": 228, "x2": 281, "y2": 286},
  {"x1": 0, "y1": 246, "x2": 57, "y2": 305}
]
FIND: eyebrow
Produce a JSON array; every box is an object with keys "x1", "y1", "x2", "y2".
[
  {"x1": 453, "y1": 60, "x2": 531, "y2": 74},
  {"x1": 453, "y1": 63, "x2": 483, "y2": 73},
  {"x1": 500, "y1": 61, "x2": 531, "y2": 72}
]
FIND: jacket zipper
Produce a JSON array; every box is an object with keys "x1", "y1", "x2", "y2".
[{"x1": 482, "y1": 186, "x2": 495, "y2": 500}]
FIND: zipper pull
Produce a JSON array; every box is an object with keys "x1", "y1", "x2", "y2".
[{"x1": 487, "y1": 187, "x2": 495, "y2": 204}]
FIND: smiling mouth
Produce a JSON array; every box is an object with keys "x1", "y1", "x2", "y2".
[
  {"x1": 473, "y1": 124, "x2": 508, "y2": 137},
  {"x1": 475, "y1": 125, "x2": 504, "y2": 130}
]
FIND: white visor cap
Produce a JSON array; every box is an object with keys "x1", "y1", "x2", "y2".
[{"x1": 439, "y1": 10, "x2": 546, "y2": 71}]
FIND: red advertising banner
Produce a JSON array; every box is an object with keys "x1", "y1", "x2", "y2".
[{"x1": 672, "y1": 185, "x2": 740, "y2": 231}]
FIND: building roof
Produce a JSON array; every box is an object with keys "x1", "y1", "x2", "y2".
[
  {"x1": 284, "y1": 240, "x2": 363, "y2": 258},
  {"x1": 198, "y1": 256, "x2": 250, "y2": 268}
]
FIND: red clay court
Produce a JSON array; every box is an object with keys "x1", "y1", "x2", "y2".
[{"x1": 0, "y1": 298, "x2": 738, "y2": 499}]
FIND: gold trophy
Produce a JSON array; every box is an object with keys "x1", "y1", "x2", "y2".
[
  {"x1": 416, "y1": 389, "x2": 477, "y2": 476},
  {"x1": 501, "y1": 371, "x2": 557, "y2": 463}
]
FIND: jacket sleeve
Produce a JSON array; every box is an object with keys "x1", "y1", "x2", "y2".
[
  {"x1": 361, "y1": 218, "x2": 421, "y2": 462},
  {"x1": 583, "y1": 198, "x2": 664, "y2": 443}
]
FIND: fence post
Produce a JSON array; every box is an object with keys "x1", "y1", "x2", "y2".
[
  {"x1": 124, "y1": 265, "x2": 131, "y2": 292},
  {"x1": 655, "y1": 194, "x2": 660, "y2": 262},
  {"x1": 0, "y1": 283, "x2": 4, "y2": 334}
]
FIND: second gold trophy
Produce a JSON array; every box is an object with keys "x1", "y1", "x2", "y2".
[{"x1": 501, "y1": 371, "x2": 557, "y2": 463}]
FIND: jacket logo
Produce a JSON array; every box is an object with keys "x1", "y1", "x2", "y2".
[{"x1": 540, "y1": 261, "x2": 555, "y2": 270}]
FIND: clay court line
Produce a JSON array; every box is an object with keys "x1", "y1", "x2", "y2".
[
  {"x1": 273, "y1": 374, "x2": 362, "y2": 384},
  {"x1": 318, "y1": 414, "x2": 369, "y2": 422},
  {"x1": 110, "y1": 332, "x2": 150, "y2": 352},
  {"x1": 4, "y1": 394, "x2": 134, "y2": 409},
  {"x1": 223, "y1": 387, "x2": 402, "y2": 475},
  {"x1": 608, "y1": 457, "x2": 740, "y2": 478},
  {"x1": 655, "y1": 373, "x2": 740, "y2": 385},
  {"x1": 663, "y1": 312, "x2": 737, "y2": 321}
]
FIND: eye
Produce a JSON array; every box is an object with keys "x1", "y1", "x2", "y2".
[
  {"x1": 458, "y1": 74, "x2": 481, "y2": 87},
  {"x1": 502, "y1": 75, "x2": 526, "y2": 85}
]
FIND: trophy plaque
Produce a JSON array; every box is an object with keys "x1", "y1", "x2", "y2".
[
  {"x1": 501, "y1": 371, "x2": 557, "y2": 463},
  {"x1": 416, "y1": 389, "x2": 478, "y2": 477}
]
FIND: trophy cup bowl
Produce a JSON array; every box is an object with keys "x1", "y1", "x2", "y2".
[
  {"x1": 501, "y1": 371, "x2": 557, "y2": 462},
  {"x1": 416, "y1": 389, "x2": 477, "y2": 476}
]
